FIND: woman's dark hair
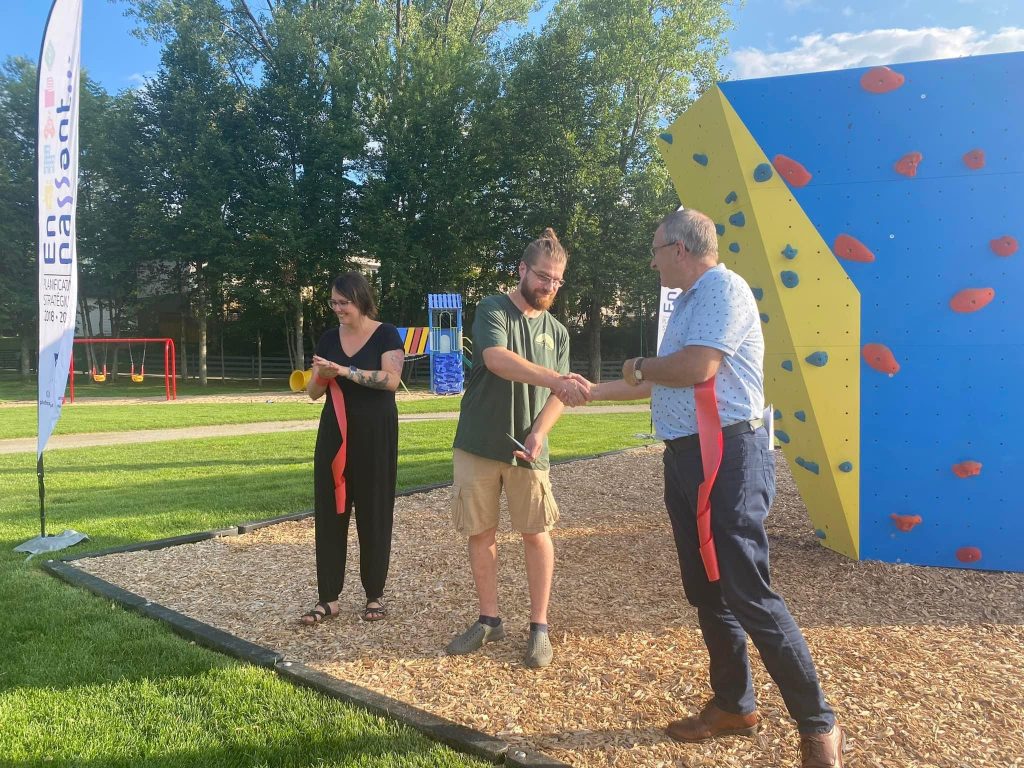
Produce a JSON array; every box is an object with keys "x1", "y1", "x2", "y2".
[{"x1": 331, "y1": 271, "x2": 378, "y2": 319}]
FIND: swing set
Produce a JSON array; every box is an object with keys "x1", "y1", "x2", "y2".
[{"x1": 68, "y1": 337, "x2": 177, "y2": 401}]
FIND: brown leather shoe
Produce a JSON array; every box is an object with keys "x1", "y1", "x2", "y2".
[
  {"x1": 799, "y1": 724, "x2": 845, "y2": 767},
  {"x1": 665, "y1": 701, "x2": 760, "y2": 742}
]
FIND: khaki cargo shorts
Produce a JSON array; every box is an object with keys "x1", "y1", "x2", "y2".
[{"x1": 451, "y1": 448, "x2": 560, "y2": 536}]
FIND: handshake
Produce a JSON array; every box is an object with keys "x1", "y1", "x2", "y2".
[{"x1": 551, "y1": 372, "x2": 596, "y2": 407}]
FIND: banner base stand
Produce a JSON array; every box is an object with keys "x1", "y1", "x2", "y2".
[{"x1": 15, "y1": 529, "x2": 89, "y2": 559}]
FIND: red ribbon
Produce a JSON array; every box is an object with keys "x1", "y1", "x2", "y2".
[
  {"x1": 694, "y1": 378, "x2": 722, "y2": 582},
  {"x1": 327, "y1": 379, "x2": 349, "y2": 515}
]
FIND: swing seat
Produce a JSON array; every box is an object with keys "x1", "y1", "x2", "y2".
[
  {"x1": 131, "y1": 373, "x2": 145, "y2": 383},
  {"x1": 92, "y1": 372, "x2": 107, "y2": 382}
]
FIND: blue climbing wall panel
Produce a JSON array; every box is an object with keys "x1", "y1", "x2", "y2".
[{"x1": 720, "y1": 52, "x2": 1024, "y2": 571}]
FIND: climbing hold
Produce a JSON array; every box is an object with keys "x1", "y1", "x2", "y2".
[
  {"x1": 862, "y1": 343, "x2": 900, "y2": 375},
  {"x1": 772, "y1": 154, "x2": 812, "y2": 187},
  {"x1": 894, "y1": 151, "x2": 923, "y2": 177},
  {"x1": 659, "y1": 132, "x2": 673, "y2": 145},
  {"x1": 759, "y1": 313, "x2": 769, "y2": 323},
  {"x1": 781, "y1": 360, "x2": 793, "y2": 371},
  {"x1": 814, "y1": 529, "x2": 827, "y2": 539},
  {"x1": 780, "y1": 270, "x2": 799, "y2": 288},
  {"x1": 692, "y1": 153, "x2": 709, "y2": 166},
  {"x1": 955, "y1": 546, "x2": 982, "y2": 564},
  {"x1": 773, "y1": 409, "x2": 782, "y2": 421},
  {"x1": 729, "y1": 242, "x2": 740, "y2": 253},
  {"x1": 838, "y1": 461, "x2": 853, "y2": 473},
  {"x1": 753, "y1": 163, "x2": 773, "y2": 182},
  {"x1": 775, "y1": 430, "x2": 790, "y2": 444},
  {"x1": 990, "y1": 236, "x2": 1018, "y2": 257},
  {"x1": 781, "y1": 244, "x2": 798, "y2": 259},
  {"x1": 890, "y1": 514, "x2": 922, "y2": 532},
  {"x1": 833, "y1": 234, "x2": 876, "y2": 263},
  {"x1": 715, "y1": 223, "x2": 726, "y2": 236},
  {"x1": 796, "y1": 457, "x2": 820, "y2": 474},
  {"x1": 794, "y1": 411, "x2": 806, "y2": 422},
  {"x1": 725, "y1": 191, "x2": 738, "y2": 204},
  {"x1": 962, "y1": 149, "x2": 985, "y2": 170},
  {"x1": 860, "y1": 66, "x2": 905, "y2": 93},
  {"x1": 950, "y1": 288, "x2": 995, "y2": 313},
  {"x1": 805, "y1": 351, "x2": 829, "y2": 367},
  {"x1": 729, "y1": 211, "x2": 746, "y2": 227},
  {"x1": 951, "y1": 461, "x2": 982, "y2": 478},
  {"x1": 751, "y1": 287, "x2": 764, "y2": 301}
]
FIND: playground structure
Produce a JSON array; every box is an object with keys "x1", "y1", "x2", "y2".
[
  {"x1": 289, "y1": 294, "x2": 468, "y2": 395},
  {"x1": 657, "y1": 51, "x2": 1023, "y2": 572},
  {"x1": 69, "y1": 337, "x2": 177, "y2": 401}
]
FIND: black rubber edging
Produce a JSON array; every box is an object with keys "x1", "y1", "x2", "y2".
[
  {"x1": 238, "y1": 510, "x2": 313, "y2": 533},
  {"x1": 61, "y1": 527, "x2": 240, "y2": 562}
]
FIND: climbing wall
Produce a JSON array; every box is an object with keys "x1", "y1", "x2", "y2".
[{"x1": 658, "y1": 51, "x2": 1024, "y2": 572}]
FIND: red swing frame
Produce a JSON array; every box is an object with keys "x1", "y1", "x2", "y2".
[{"x1": 68, "y1": 337, "x2": 177, "y2": 402}]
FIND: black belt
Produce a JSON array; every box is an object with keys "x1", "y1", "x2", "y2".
[{"x1": 664, "y1": 418, "x2": 764, "y2": 452}]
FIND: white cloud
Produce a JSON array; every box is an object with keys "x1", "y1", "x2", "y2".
[
  {"x1": 126, "y1": 71, "x2": 156, "y2": 89},
  {"x1": 729, "y1": 26, "x2": 1024, "y2": 80}
]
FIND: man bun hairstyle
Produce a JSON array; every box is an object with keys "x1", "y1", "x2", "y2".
[{"x1": 523, "y1": 227, "x2": 569, "y2": 267}]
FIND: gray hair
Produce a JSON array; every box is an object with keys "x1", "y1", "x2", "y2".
[{"x1": 660, "y1": 209, "x2": 718, "y2": 260}]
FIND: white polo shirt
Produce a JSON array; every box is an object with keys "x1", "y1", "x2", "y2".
[{"x1": 651, "y1": 264, "x2": 765, "y2": 440}]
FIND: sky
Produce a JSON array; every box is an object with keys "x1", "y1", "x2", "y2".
[{"x1": 1, "y1": 0, "x2": 1023, "y2": 93}]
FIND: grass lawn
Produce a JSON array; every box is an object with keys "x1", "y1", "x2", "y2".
[{"x1": 0, "y1": 413, "x2": 654, "y2": 766}]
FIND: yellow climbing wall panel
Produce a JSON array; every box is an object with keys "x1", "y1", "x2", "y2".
[{"x1": 657, "y1": 87, "x2": 860, "y2": 558}]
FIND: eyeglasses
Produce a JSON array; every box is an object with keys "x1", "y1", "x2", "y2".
[
  {"x1": 525, "y1": 264, "x2": 566, "y2": 288},
  {"x1": 649, "y1": 240, "x2": 679, "y2": 258},
  {"x1": 328, "y1": 298, "x2": 353, "y2": 309}
]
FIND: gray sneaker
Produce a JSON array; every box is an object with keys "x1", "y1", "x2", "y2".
[
  {"x1": 524, "y1": 628, "x2": 553, "y2": 668},
  {"x1": 445, "y1": 620, "x2": 506, "y2": 655}
]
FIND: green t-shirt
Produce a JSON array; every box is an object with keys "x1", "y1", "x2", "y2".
[{"x1": 453, "y1": 294, "x2": 570, "y2": 470}]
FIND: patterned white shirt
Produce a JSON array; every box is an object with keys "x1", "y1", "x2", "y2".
[{"x1": 651, "y1": 263, "x2": 765, "y2": 439}]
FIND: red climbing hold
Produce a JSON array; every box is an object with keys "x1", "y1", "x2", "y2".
[
  {"x1": 950, "y1": 288, "x2": 995, "y2": 313},
  {"x1": 955, "y1": 546, "x2": 982, "y2": 564},
  {"x1": 890, "y1": 514, "x2": 922, "y2": 532},
  {"x1": 833, "y1": 234, "x2": 876, "y2": 263},
  {"x1": 860, "y1": 66, "x2": 905, "y2": 93},
  {"x1": 951, "y1": 461, "x2": 982, "y2": 478},
  {"x1": 990, "y1": 236, "x2": 1018, "y2": 257},
  {"x1": 862, "y1": 343, "x2": 899, "y2": 375},
  {"x1": 894, "y1": 152, "x2": 923, "y2": 177},
  {"x1": 772, "y1": 154, "x2": 812, "y2": 187},
  {"x1": 962, "y1": 149, "x2": 985, "y2": 170}
]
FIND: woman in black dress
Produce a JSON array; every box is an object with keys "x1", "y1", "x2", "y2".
[{"x1": 300, "y1": 272, "x2": 405, "y2": 625}]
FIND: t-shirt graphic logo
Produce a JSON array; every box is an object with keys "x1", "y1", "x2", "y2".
[{"x1": 535, "y1": 332, "x2": 555, "y2": 351}]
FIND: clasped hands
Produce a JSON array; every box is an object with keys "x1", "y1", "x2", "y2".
[
  {"x1": 552, "y1": 372, "x2": 594, "y2": 407},
  {"x1": 311, "y1": 355, "x2": 349, "y2": 381}
]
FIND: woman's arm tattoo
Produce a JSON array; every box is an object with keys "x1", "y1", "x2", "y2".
[{"x1": 351, "y1": 369, "x2": 392, "y2": 390}]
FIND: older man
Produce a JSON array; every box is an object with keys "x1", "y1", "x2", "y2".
[{"x1": 591, "y1": 209, "x2": 844, "y2": 767}]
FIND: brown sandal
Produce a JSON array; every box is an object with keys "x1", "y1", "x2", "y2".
[
  {"x1": 300, "y1": 601, "x2": 337, "y2": 625},
  {"x1": 362, "y1": 599, "x2": 387, "y2": 622}
]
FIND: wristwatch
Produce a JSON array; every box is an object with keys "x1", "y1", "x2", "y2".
[
  {"x1": 348, "y1": 365, "x2": 358, "y2": 378},
  {"x1": 633, "y1": 357, "x2": 645, "y2": 383}
]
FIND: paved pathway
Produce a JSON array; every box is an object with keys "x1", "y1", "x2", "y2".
[{"x1": 0, "y1": 405, "x2": 650, "y2": 454}]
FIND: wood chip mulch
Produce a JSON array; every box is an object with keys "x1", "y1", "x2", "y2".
[{"x1": 78, "y1": 446, "x2": 1024, "y2": 768}]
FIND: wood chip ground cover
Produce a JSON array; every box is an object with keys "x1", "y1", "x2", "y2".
[{"x1": 79, "y1": 447, "x2": 1024, "y2": 767}]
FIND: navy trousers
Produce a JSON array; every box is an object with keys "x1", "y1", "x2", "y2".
[{"x1": 662, "y1": 427, "x2": 835, "y2": 734}]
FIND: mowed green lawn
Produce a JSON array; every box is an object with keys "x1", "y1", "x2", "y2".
[{"x1": 0, "y1": 413, "x2": 654, "y2": 766}]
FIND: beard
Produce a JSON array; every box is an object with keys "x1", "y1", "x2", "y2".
[{"x1": 520, "y1": 281, "x2": 555, "y2": 311}]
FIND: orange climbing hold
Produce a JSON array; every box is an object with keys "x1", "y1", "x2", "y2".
[
  {"x1": 862, "y1": 343, "x2": 899, "y2": 375},
  {"x1": 772, "y1": 154, "x2": 812, "y2": 187},
  {"x1": 894, "y1": 152, "x2": 923, "y2": 177},
  {"x1": 990, "y1": 236, "x2": 1018, "y2": 257},
  {"x1": 955, "y1": 546, "x2": 982, "y2": 564},
  {"x1": 833, "y1": 234, "x2": 875, "y2": 263},
  {"x1": 962, "y1": 149, "x2": 985, "y2": 170},
  {"x1": 860, "y1": 66, "x2": 905, "y2": 93},
  {"x1": 951, "y1": 461, "x2": 982, "y2": 478},
  {"x1": 949, "y1": 288, "x2": 995, "y2": 313},
  {"x1": 890, "y1": 514, "x2": 922, "y2": 532}
]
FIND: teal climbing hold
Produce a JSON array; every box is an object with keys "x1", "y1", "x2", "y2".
[
  {"x1": 794, "y1": 410, "x2": 806, "y2": 422},
  {"x1": 780, "y1": 270, "x2": 799, "y2": 288},
  {"x1": 814, "y1": 529, "x2": 827, "y2": 539},
  {"x1": 729, "y1": 242, "x2": 740, "y2": 253},
  {"x1": 659, "y1": 132, "x2": 673, "y2": 144},
  {"x1": 759, "y1": 313, "x2": 769, "y2": 323},
  {"x1": 782, "y1": 244, "x2": 798, "y2": 259},
  {"x1": 725, "y1": 191, "x2": 738, "y2": 204},
  {"x1": 753, "y1": 163, "x2": 773, "y2": 182},
  {"x1": 796, "y1": 457, "x2": 820, "y2": 474},
  {"x1": 773, "y1": 409, "x2": 782, "y2": 420},
  {"x1": 715, "y1": 223, "x2": 725, "y2": 236},
  {"x1": 805, "y1": 351, "x2": 829, "y2": 367},
  {"x1": 776, "y1": 430, "x2": 790, "y2": 443},
  {"x1": 729, "y1": 211, "x2": 746, "y2": 227},
  {"x1": 693, "y1": 153, "x2": 709, "y2": 166},
  {"x1": 782, "y1": 360, "x2": 793, "y2": 371},
  {"x1": 751, "y1": 287, "x2": 764, "y2": 301},
  {"x1": 838, "y1": 461, "x2": 853, "y2": 473}
]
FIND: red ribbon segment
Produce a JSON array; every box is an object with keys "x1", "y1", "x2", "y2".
[
  {"x1": 328, "y1": 379, "x2": 349, "y2": 515},
  {"x1": 694, "y1": 378, "x2": 723, "y2": 582}
]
